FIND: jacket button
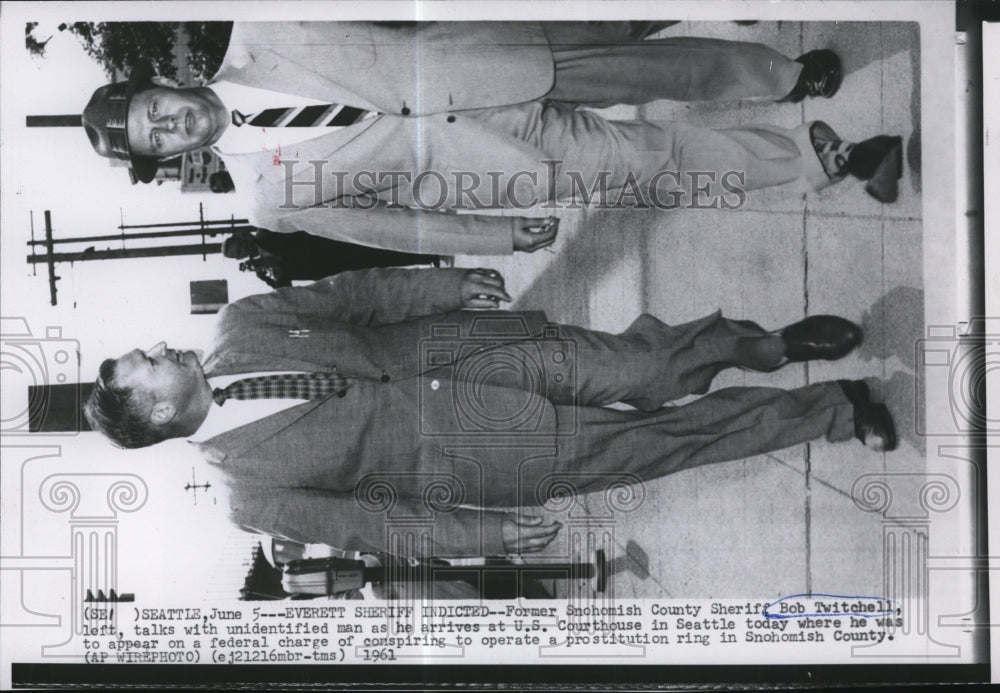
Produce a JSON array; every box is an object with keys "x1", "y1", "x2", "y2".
[
  {"x1": 446, "y1": 115, "x2": 456, "y2": 123},
  {"x1": 337, "y1": 390, "x2": 348, "y2": 398},
  {"x1": 381, "y1": 373, "x2": 391, "y2": 382},
  {"x1": 401, "y1": 107, "x2": 411, "y2": 115}
]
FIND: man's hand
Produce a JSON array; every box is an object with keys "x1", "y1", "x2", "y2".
[
  {"x1": 513, "y1": 216, "x2": 559, "y2": 253},
  {"x1": 460, "y1": 268, "x2": 512, "y2": 309},
  {"x1": 502, "y1": 512, "x2": 562, "y2": 554}
]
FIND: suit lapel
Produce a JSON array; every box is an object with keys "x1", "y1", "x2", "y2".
[
  {"x1": 199, "y1": 395, "x2": 328, "y2": 464},
  {"x1": 223, "y1": 120, "x2": 381, "y2": 186},
  {"x1": 204, "y1": 350, "x2": 335, "y2": 378},
  {"x1": 205, "y1": 308, "x2": 340, "y2": 376},
  {"x1": 215, "y1": 33, "x2": 381, "y2": 112}
]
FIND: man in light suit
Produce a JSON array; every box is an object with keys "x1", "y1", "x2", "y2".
[
  {"x1": 84, "y1": 268, "x2": 896, "y2": 558},
  {"x1": 82, "y1": 22, "x2": 903, "y2": 256}
]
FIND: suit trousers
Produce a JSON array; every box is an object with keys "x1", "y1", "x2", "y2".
[
  {"x1": 541, "y1": 22, "x2": 803, "y2": 105},
  {"x1": 541, "y1": 311, "x2": 769, "y2": 411},
  {"x1": 457, "y1": 22, "x2": 823, "y2": 202},
  {"x1": 462, "y1": 101, "x2": 825, "y2": 200},
  {"x1": 490, "y1": 311, "x2": 855, "y2": 505},
  {"x1": 534, "y1": 380, "x2": 854, "y2": 505}
]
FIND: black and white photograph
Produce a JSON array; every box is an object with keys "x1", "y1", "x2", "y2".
[{"x1": 0, "y1": 1, "x2": 993, "y2": 688}]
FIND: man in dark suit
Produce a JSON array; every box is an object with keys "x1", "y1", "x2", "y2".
[
  {"x1": 222, "y1": 229, "x2": 440, "y2": 289},
  {"x1": 84, "y1": 268, "x2": 895, "y2": 557},
  {"x1": 81, "y1": 22, "x2": 904, "y2": 256}
]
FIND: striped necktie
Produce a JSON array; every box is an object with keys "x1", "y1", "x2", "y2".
[
  {"x1": 232, "y1": 104, "x2": 381, "y2": 128},
  {"x1": 212, "y1": 373, "x2": 353, "y2": 406}
]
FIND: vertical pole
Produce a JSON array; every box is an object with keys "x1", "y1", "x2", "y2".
[
  {"x1": 29, "y1": 211, "x2": 37, "y2": 276},
  {"x1": 44, "y1": 211, "x2": 58, "y2": 306},
  {"x1": 199, "y1": 202, "x2": 207, "y2": 261}
]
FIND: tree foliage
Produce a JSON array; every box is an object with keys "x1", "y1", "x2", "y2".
[
  {"x1": 63, "y1": 22, "x2": 180, "y2": 81},
  {"x1": 181, "y1": 22, "x2": 233, "y2": 83},
  {"x1": 28, "y1": 21, "x2": 232, "y2": 84},
  {"x1": 25, "y1": 22, "x2": 52, "y2": 58}
]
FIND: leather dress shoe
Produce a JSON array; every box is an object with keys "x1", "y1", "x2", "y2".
[
  {"x1": 740, "y1": 315, "x2": 861, "y2": 373},
  {"x1": 780, "y1": 315, "x2": 863, "y2": 363},
  {"x1": 838, "y1": 380, "x2": 898, "y2": 452},
  {"x1": 779, "y1": 49, "x2": 843, "y2": 102}
]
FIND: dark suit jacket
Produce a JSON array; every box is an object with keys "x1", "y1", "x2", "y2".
[{"x1": 199, "y1": 269, "x2": 569, "y2": 558}]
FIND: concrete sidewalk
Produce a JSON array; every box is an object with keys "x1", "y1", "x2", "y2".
[{"x1": 454, "y1": 21, "x2": 924, "y2": 600}]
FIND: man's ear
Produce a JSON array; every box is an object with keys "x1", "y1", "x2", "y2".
[
  {"x1": 151, "y1": 75, "x2": 181, "y2": 88},
  {"x1": 149, "y1": 401, "x2": 177, "y2": 426}
]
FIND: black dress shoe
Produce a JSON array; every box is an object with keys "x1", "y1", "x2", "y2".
[
  {"x1": 838, "y1": 380, "x2": 898, "y2": 452},
  {"x1": 780, "y1": 315, "x2": 863, "y2": 363},
  {"x1": 779, "y1": 49, "x2": 843, "y2": 102},
  {"x1": 846, "y1": 135, "x2": 904, "y2": 203}
]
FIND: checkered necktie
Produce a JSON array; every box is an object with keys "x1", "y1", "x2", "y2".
[
  {"x1": 212, "y1": 373, "x2": 353, "y2": 405},
  {"x1": 232, "y1": 104, "x2": 381, "y2": 128}
]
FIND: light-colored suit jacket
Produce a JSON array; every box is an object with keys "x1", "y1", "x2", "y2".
[
  {"x1": 199, "y1": 269, "x2": 568, "y2": 557},
  {"x1": 214, "y1": 21, "x2": 559, "y2": 255}
]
